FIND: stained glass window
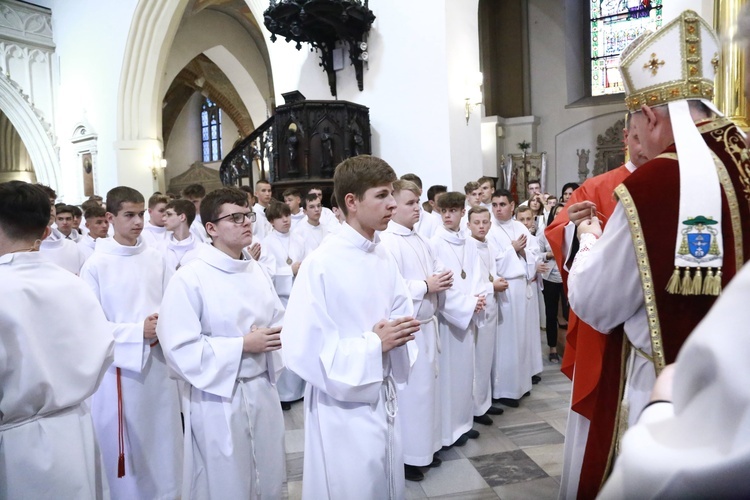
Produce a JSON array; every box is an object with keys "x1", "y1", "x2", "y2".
[
  {"x1": 201, "y1": 97, "x2": 222, "y2": 162},
  {"x1": 590, "y1": 0, "x2": 663, "y2": 97}
]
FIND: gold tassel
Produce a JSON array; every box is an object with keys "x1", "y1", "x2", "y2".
[
  {"x1": 713, "y1": 269, "x2": 723, "y2": 296},
  {"x1": 691, "y1": 268, "x2": 703, "y2": 295},
  {"x1": 666, "y1": 266, "x2": 682, "y2": 294},
  {"x1": 702, "y1": 268, "x2": 714, "y2": 295},
  {"x1": 680, "y1": 267, "x2": 692, "y2": 296}
]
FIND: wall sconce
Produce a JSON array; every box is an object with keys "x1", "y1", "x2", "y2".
[
  {"x1": 148, "y1": 151, "x2": 167, "y2": 180},
  {"x1": 465, "y1": 72, "x2": 484, "y2": 125}
]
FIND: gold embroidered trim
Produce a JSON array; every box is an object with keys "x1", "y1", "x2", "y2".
[
  {"x1": 711, "y1": 151, "x2": 744, "y2": 274},
  {"x1": 600, "y1": 337, "x2": 629, "y2": 488},
  {"x1": 709, "y1": 122, "x2": 750, "y2": 215},
  {"x1": 614, "y1": 183, "x2": 666, "y2": 373},
  {"x1": 697, "y1": 116, "x2": 732, "y2": 134}
]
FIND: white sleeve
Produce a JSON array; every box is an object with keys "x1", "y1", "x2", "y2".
[
  {"x1": 282, "y1": 261, "x2": 386, "y2": 404},
  {"x1": 79, "y1": 261, "x2": 147, "y2": 373},
  {"x1": 568, "y1": 202, "x2": 643, "y2": 333},
  {"x1": 157, "y1": 272, "x2": 244, "y2": 399}
]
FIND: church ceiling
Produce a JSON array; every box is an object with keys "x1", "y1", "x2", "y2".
[{"x1": 162, "y1": 53, "x2": 253, "y2": 149}]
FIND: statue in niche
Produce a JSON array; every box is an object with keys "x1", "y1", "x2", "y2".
[
  {"x1": 349, "y1": 119, "x2": 364, "y2": 156},
  {"x1": 287, "y1": 123, "x2": 299, "y2": 174},
  {"x1": 321, "y1": 126, "x2": 334, "y2": 176},
  {"x1": 577, "y1": 148, "x2": 590, "y2": 183}
]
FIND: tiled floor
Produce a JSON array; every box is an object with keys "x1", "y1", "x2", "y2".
[{"x1": 282, "y1": 331, "x2": 571, "y2": 499}]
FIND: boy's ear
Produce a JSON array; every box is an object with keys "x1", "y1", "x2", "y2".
[{"x1": 105, "y1": 212, "x2": 115, "y2": 223}]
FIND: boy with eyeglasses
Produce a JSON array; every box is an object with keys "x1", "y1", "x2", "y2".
[
  {"x1": 79, "y1": 186, "x2": 182, "y2": 499},
  {"x1": 158, "y1": 187, "x2": 286, "y2": 498}
]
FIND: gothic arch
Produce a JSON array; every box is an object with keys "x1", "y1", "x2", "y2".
[
  {"x1": 118, "y1": 0, "x2": 275, "y2": 145},
  {"x1": 0, "y1": 72, "x2": 58, "y2": 187},
  {"x1": 117, "y1": 0, "x2": 191, "y2": 143}
]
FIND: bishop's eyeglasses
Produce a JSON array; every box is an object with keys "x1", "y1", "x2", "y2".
[{"x1": 212, "y1": 211, "x2": 256, "y2": 224}]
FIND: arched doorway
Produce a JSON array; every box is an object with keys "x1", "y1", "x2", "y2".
[
  {"x1": 0, "y1": 72, "x2": 59, "y2": 187},
  {"x1": 116, "y1": 0, "x2": 274, "y2": 195}
]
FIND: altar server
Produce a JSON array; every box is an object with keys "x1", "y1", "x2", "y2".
[
  {"x1": 158, "y1": 187, "x2": 286, "y2": 499},
  {"x1": 80, "y1": 186, "x2": 182, "y2": 499},
  {"x1": 283, "y1": 155, "x2": 420, "y2": 500},
  {"x1": 0, "y1": 181, "x2": 113, "y2": 499}
]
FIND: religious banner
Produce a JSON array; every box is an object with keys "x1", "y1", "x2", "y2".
[{"x1": 505, "y1": 152, "x2": 547, "y2": 204}]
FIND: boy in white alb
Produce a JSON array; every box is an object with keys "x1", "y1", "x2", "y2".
[
  {"x1": 283, "y1": 187, "x2": 306, "y2": 231},
  {"x1": 158, "y1": 187, "x2": 286, "y2": 499},
  {"x1": 290, "y1": 193, "x2": 333, "y2": 264},
  {"x1": 466, "y1": 206, "x2": 508, "y2": 424},
  {"x1": 183, "y1": 183, "x2": 210, "y2": 243},
  {"x1": 253, "y1": 179, "x2": 273, "y2": 239},
  {"x1": 56, "y1": 205, "x2": 82, "y2": 242},
  {"x1": 140, "y1": 193, "x2": 170, "y2": 247},
  {"x1": 380, "y1": 180, "x2": 457, "y2": 482},
  {"x1": 283, "y1": 155, "x2": 420, "y2": 500},
  {"x1": 39, "y1": 203, "x2": 86, "y2": 274},
  {"x1": 430, "y1": 192, "x2": 489, "y2": 448},
  {"x1": 161, "y1": 199, "x2": 201, "y2": 284},
  {"x1": 264, "y1": 200, "x2": 305, "y2": 407},
  {"x1": 487, "y1": 189, "x2": 537, "y2": 407},
  {"x1": 0, "y1": 181, "x2": 113, "y2": 499},
  {"x1": 516, "y1": 205, "x2": 546, "y2": 385},
  {"x1": 78, "y1": 205, "x2": 109, "y2": 261},
  {"x1": 80, "y1": 186, "x2": 182, "y2": 499}
]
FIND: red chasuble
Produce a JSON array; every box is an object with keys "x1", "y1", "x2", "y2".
[{"x1": 544, "y1": 165, "x2": 631, "y2": 499}]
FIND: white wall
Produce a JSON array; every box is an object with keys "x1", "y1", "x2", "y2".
[
  {"x1": 528, "y1": 0, "x2": 625, "y2": 195},
  {"x1": 261, "y1": 0, "x2": 485, "y2": 193},
  {"x1": 50, "y1": 0, "x2": 138, "y2": 201}
]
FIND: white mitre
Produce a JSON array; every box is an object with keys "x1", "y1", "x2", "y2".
[{"x1": 619, "y1": 10, "x2": 723, "y2": 296}]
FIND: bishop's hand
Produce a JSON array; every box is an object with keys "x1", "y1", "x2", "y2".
[
  {"x1": 568, "y1": 201, "x2": 597, "y2": 227},
  {"x1": 374, "y1": 317, "x2": 420, "y2": 353},
  {"x1": 578, "y1": 216, "x2": 602, "y2": 238}
]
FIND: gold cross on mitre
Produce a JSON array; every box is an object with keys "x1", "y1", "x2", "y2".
[{"x1": 643, "y1": 53, "x2": 665, "y2": 76}]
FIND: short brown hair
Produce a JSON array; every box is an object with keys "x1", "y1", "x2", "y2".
[
  {"x1": 400, "y1": 173, "x2": 423, "y2": 189},
  {"x1": 477, "y1": 176, "x2": 495, "y2": 188},
  {"x1": 333, "y1": 155, "x2": 396, "y2": 216},
  {"x1": 282, "y1": 188, "x2": 301, "y2": 199},
  {"x1": 148, "y1": 193, "x2": 169, "y2": 209},
  {"x1": 166, "y1": 199, "x2": 196, "y2": 227},
  {"x1": 392, "y1": 179, "x2": 421, "y2": 198},
  {"x1": 516, "y1": 205, "x2": 533, "y2": 216},
  {"x1": 182, "y1": 183, "x2": 206, "y2": 199},
  {"x1": 0, "y1": 181, "x2": 50, "y2": 240},
  {"x1": 266, "y1": 200, "x2": 291, "y2": 222},
  {"x1": 106, "y1": 186, "x2": 144, "y2": 215},
  {"x1": 35, "y1": 183, "x2": 57, "y2": 202},
  {"x1": 464, "y1": 181, "x2": 480, "y2": 194},
  {"x1": 200, "y1": 187, "x2": 248, "y2": 229},
  {"x1": 468, "y1": 206, "x2": 490, "y2": 221},
  {"x1": 84, "y1": 206, "x2": 106, "y2": 220},
  {"x1": 436, "y1": 192, "x2": 465, "y2": 210}
]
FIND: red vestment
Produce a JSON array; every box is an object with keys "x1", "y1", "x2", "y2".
[{"x1": 544, "y1": 165, "x2": 631, "y2": 499}]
